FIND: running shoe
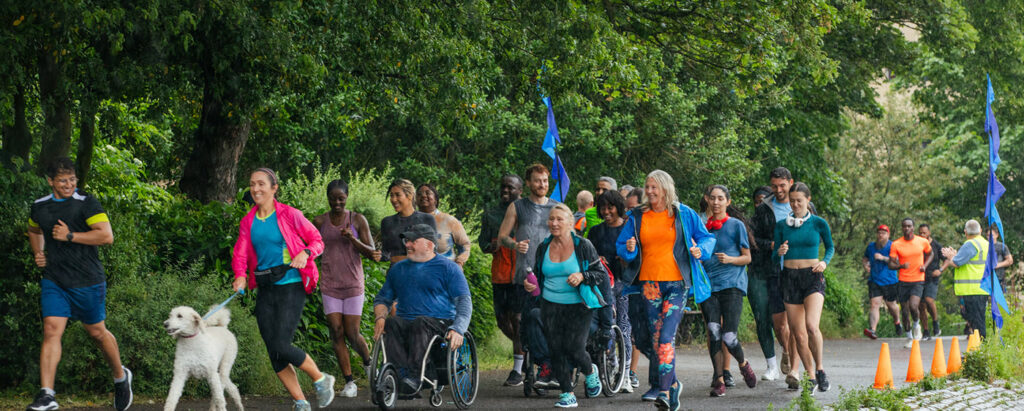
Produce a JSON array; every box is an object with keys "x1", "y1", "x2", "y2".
[
  {"x1": 904, "y1": 338, "x2": 914, "y2": 349},
  {"x1": 808, "y1": 377, "x2": 818, "y2": 396},
  {"x1": 922, "y1": 329, "x2": 932, "y2": 341},
  {"x1": 780, "y1": 351, "x2": 791, "y2": 375},
  {"x1": 710, "y1": 380, "x2": 726, "y2": 397},
  {"x1": 669, "y1": 382, "x2": 681, "y2": 411},
  {"x1": 584, "y1": 364, "x2": 602, "y2": 398},
  {"x1": 629, "y1": 370, "x2": 640, "y2": 388},
  {"x1": 785, "y1": 373, "x2": 800, "y2": 391},
  {"x1": 534, "y1": 362, "x2": 556, "y2": 388},
  {"x1": 555, "y1": 392, "x2": 578, "y2": 408},
  {"x1": 739, "y1": 361, "x2": 757, "y2": 388},
  {"x1": 932, "y1": 322, "x2": 942, "y2": 338},
  {"x1": 114, "y1": 366, "x2": 133, "y2": 411},
  {"x1": 913, "y1": 323, "x2": 923, "y2": 340},
  {"x1": 722, "y1": 369, "x2": 735, "y2": 387},
  {"x1": 894, "y1": 322, "x2": 903, "y2": 335},
  {"x1": 26, "y1": 390, "x2": 58, "y2": 411},
  {"x1": 863, "y1": 328, "x2": 878, "y2": 340},
  {"x1": 815, "y1": 370, "x2": 830, "y2": 392},
  {"x1": 314, "y1": 373, "x2": 336, "y2": 408},
  {"x1": 293, "y1": 399, "x2": 311, "y2": 411},
  {"x1": 503, "y1": 370, "x2": 524, "y2": 387},
  {"x1": 340, "y1": 380, "x2": 357, "y2": 398},
  {"x1": 761, "y1": 362, "x2": 780, "y2": 381},
  {"x1": 620, "y1": 380, "x2": 634, "y2": 393},
  {"x1": 654, "y1": 392, "x2": 670, "y2": 410},
  {"x1": 641, "y1": 386, "x2": 660, "y2": 401}
]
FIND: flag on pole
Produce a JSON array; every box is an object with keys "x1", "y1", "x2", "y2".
[
  {"x1": 541, "y1": 96, "x2": 570, "y2": 202},
  {"x1": 982, "y1": 74, "x2": 1009, "y2": 329}
]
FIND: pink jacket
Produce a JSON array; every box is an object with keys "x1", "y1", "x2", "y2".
[{"x1": 232, "y1": 200, "x2": 325, "y2": 294}]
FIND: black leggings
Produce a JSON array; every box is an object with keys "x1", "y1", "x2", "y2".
[
  {"x1": 701, "y1": 288, "x2": 746, "y2": 378},
  {"x1": 256, "y1": 282, "x2": 309, "y2": 372},
  {"x1": 541, "y1": 300, "x2": 593, "y2": 393},
  {"x1": 383, "y1": 316, "x2": 451, "y2": 373}
]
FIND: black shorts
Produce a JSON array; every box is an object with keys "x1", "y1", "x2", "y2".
[
  {"x1": 492, "y1": 283, "x2": 520, "y2": 314},
  {"x1": 868, "y1": 281, "x2": 898, "y2": 302},
  {"x1": 898, "y1": 281, "x2": 924, "y2": 302},
  {"x1": 922, "y1": 276, "x2": 940, "y2": 300},
  {"x1": 766, "y1": 276, "x2": 786, "y2": 314},
  {"x1": 781, "y1": 267, "x2": 826, "y2": 305}
]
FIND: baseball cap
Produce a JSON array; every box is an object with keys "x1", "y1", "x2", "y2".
[
  {"x1": 877, "y1": 224, "x2": 889, "y2": 232},
  {"x1": 400, "y1": 224, "x2": 439, "y2": 242}
]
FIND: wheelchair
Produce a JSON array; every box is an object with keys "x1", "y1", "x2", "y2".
[
  {"x1": 522, "y1": 323, "x2": 628, "y2": 398},
  {"x1": 368, "y1": 331, "x2": 479, "y2": 410}
]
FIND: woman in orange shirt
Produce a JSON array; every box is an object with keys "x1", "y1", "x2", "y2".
[{"x1": 616, "y1": 170, "x2": 716, "y2": 411}]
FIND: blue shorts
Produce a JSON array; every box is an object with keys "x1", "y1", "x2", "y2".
[{"x1": 41, "y1": 279, "x2": 107, "y2": 325}]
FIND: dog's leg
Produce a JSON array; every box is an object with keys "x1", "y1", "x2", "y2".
[
  {"x1": 222, "y1": 374, "x2": 243, "y2": 411},
  {"x1": 164, "y1": 370, "x2": 187, "y2": 411},
  {"x1": 222, "y1": 334, "x2": 243, "y2": 410},
  {"x1": 207, "y1": 366, "x2": 227, "y2": 411}
]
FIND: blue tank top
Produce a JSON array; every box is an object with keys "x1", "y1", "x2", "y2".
[{"x1": 542, "y1": 247, "x2": 583, "y2": 304}]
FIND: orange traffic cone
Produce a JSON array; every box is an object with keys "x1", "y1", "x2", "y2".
[
  {"x1": 873, "y1": 343, "x2": 894, "y2": 389},
  {"x1": 947, "y1": 337, "x2": 962, "y2": 374},
  {"x1": 931, "y1": 338, "x2": 947, "y2": 378},
  {"x1": 966, "y1": 329, "x2": 981, "y2": 352},
  {"x1": 906, "y1": 339, "x2": 924, "y2": 382}
]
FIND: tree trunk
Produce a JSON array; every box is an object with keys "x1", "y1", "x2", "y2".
[
  {"x1": 2, "y1": 85, "x2": 33, "y2": 166},
  {"x1": 177, "y1": 81, "x2": 251, "y2": 203},
  {"x1": 76, "y1": 101, "x2": 98, "y2": 187},
  {"x1": 36, "y1": 49, "x2": 72, "y2": 174}
]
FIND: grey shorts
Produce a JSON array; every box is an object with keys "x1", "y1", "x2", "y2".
[{"x1": 922, "y1": 277, "x2": 940, "y2": 300}]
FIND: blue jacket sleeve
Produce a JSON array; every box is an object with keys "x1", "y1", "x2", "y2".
[
  {"x1": 449, "y1": 295, "x2": 473, "y2": 335},
  {"x1": 373, "y1": 266, "x2": 396, "y2": 307},
  {"x1": 616, "y1": 211, "x2": 639, "y2": 262},
  {"x1": 682, "y1": 205, "x2": 715, "y2": 261}
]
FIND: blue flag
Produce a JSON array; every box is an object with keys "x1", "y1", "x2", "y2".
[
  {"x1": 982, "y1": 74, "x2": 1009, "y2": 328},
  {"x1": 542, "y1": 97, "x2": 570, "y2": 202}
]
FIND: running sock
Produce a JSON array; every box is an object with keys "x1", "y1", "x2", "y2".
[
  {"x1": 933, "y1": 320, "x2": 940, "y2": 330},
  {"x1": 344, "y1": 374, "x2": 354, "y2": 383},
  {"x1": 114, "y1": 373, "x2": 127, "y2": 383},
  {"x1": 513, "y1": 354, "x2": 524, "y2": 373},
  {"x1": 766, "y1": 356, "x2": 777, "y2": 369},
  {"x1": 906, "y1": 330, "x2": 913, "y2": 339},
  {"x1": 42, "y1": 387, "x2": 55, "y2": 396}
]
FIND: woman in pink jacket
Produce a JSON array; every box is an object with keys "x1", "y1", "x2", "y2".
[{"x1": 231, "y1": 168, "x2": 335, "y2": 411}]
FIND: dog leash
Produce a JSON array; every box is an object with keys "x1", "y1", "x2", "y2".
[{"x1": 203, "y1": 289, "x2": 244, "y2": 320}]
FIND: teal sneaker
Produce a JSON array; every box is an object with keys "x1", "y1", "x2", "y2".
[
  {"x1": 555, "y1": 392, "x2": 578, "y2": 408},
  {"x1": 293, "y1": 399, "x2": 312, "y2": 411},
  {"x1": 584, "y1": 364, "x2": 602, "y2": 398},
  {"x1": 314, "y1": 373, "x2": 336, "y2": 408}
]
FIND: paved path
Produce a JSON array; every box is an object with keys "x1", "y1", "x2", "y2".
[{"x1": 65, "y1": 336, "x2": 971, "y2": 410}]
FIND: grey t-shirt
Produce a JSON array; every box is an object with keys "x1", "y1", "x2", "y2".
[
  {"x1": 379, "y1": 211, "x2": 437, "y2": 261},
  {"x1": 512, "y1": 197, "x2": 561, "y2": 284}
]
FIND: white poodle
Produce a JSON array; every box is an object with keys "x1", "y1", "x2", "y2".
[{"x1": 163, "y1": 306, "x2": 244, "y2": 411}]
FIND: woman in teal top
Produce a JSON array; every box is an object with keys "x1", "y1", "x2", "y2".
[
  {"x1": 523, "y1": 204, "x2": 607, "y2": 408},
  {"x1": 773, "y1": 182, "x2": 834, "y2": 394}
]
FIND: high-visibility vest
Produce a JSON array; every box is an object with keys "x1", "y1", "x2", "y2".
[{"x1": 954, "y1": 237, "x2": 989, "y2": 296}]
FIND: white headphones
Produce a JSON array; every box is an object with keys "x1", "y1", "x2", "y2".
[{"x1": 786, "y1": 212, "x2": 810, "y2": 228}]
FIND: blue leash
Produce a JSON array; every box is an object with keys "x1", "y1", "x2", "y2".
[{"x1": 203, "y1": 289, "x2": 244, "y2": 320}]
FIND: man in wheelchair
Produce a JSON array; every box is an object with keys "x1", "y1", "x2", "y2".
[{"x1": 373, "y1": 224, "x2": 472, "y2": 394}]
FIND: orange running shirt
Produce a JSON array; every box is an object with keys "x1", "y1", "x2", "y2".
[
  {"x1": 889, "y1": 235, "x2": 932, "y2": 282},
  {"x1": 638, "y1": 209, "x2": 682, "y2": 282},
  {"x1": 490, "y1": 244, "x2": 516, "y2": 284}
]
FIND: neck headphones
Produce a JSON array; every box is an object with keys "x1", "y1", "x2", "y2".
[{"x1": 786, "y1": 212, "x2": 810, "y2": 228}]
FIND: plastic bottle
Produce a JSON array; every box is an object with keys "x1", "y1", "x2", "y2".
[{"x1": 525, "y1": 267, "x2": 540, "y2": 297}]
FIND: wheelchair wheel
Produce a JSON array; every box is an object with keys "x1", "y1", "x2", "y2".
[
  {"x1": 368, "y1": 336, "x2": 386, "y2": 405},
  {"x1": 375, "y1": 364, "x2": 398, "y2": 410},
  {"x1": 601, "y1": 324, "x2": 627, "y2": 397},
  {"x1": 430, "y1": 388, "x2": 443, "y2": 407},
  {"x1": 447, "y1": 332, "x2": 478, "y2": 409}
]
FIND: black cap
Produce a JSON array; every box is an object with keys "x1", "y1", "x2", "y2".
[{"x1": 400, "y1": 224, "x2": 439, "y2": 243}]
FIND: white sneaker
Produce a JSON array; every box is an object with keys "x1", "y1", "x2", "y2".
[
  {"x1": 761, "y1": 364, "x2": 780, "y2": 381},
  {"x1": 620, "y1": 382, "x2": 634, "y2": 393},
  {"x1": 904, "y1": 338, "x2": 914, "y2": 349},
  {"x1": 340, "y1": 380, "x2": 357, "y2": 398},
  {"x1": 913, "y1": 323, "x2": 922, "y2": 340}
]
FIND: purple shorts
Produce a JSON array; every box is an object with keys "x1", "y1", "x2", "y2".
[{"x1": 323, "y1": 294, "x2": 365, "y2": 316}]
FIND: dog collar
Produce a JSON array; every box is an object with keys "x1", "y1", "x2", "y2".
[{"x1": 181, "y1": 332, "x2": 200, "y2": 339}]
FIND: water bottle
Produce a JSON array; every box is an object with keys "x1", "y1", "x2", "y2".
[{"x1": 525, "y1": 267, "x2": 540, "y2": 297}]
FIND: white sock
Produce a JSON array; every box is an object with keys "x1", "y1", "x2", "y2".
[
  {"x1": 766, "y1": 356, "x2": 777, "y2": 370},
  {"x1": 906, "y1": 331, "x2": 914, "y2": 339},
  {"x1": 42, "y1": 387, "x2": 55, "y2": 396},
  {"x1": 513, "y1": 354, "x2": 524, "y2": 373}
]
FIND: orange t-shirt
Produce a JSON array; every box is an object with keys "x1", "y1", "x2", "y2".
[
  {"x1": 638, "y1": 209, "x2": 682, "y2": 282},
  {"x1": 889, "y1": 235, "x2": 932, "y2": 282}
]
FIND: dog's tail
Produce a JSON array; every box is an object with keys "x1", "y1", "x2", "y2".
[{"x1": 203, "y1": 306, "x2": 231, "y2": 327}]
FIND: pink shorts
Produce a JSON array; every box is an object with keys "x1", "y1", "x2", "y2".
[{"x1": 322, "y1": 294, "x2": 365, "y2": 316}]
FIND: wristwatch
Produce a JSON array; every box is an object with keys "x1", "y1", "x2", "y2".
[
  {"x1": 303, "y1": 249, "x2": 312, "y2": 256},
  {"x1": 66, "y1": 232, "x2": 74, "y2": 242}
]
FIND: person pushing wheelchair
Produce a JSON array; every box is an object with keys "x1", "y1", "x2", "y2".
[{"x1": 372, "y1": 224, "x2": 473, "y2": 393}]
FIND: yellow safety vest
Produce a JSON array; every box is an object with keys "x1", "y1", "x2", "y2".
[{"x1": 954, "y1": 237, "x2": 989, "y2": 296}]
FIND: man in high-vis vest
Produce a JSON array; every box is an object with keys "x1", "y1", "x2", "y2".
[{"x1": 940, "y1": 219, "x2": 989, "y2": 338}]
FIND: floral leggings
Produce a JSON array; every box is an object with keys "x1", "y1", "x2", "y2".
[{"x1": 641, "y1": 280, "x2": 687, "y2": 391}]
